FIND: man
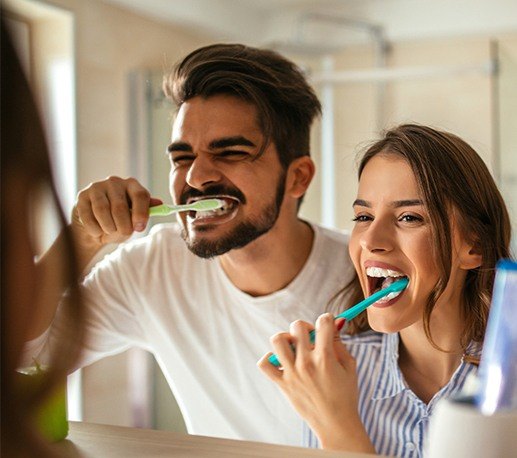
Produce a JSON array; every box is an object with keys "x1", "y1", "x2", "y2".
[{"x1": 26, "y1": 44, "x2": 354, "y2": 446}]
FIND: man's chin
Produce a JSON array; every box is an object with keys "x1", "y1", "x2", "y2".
[{"x1": 181, "y1": 222, "x2": 273, "y2": 259}]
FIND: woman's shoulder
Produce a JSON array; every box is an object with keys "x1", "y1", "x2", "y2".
[
  {"x1": 341, "y1": 329, "x2": 384, "y2": 346},
  {"x1": 341, "y1": 330, "x2": 386, "y2": 369}
]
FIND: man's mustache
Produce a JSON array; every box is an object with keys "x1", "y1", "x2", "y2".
[{"x1": 179, "y1": 185, "x2": 246, "y2": 205}]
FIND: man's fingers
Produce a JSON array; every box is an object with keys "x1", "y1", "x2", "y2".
[
  {"x1": 75, "y1": 198, "x2": 104, "y2": 237},
  {"x1": 126, "y1": 180, "x2": 152, "y2": 232},
  {"x1": 74, "y1": 177, "x2": 156, "y2": 242}
]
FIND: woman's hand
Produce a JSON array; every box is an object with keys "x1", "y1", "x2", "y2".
[{"x1": 258, "y1": 313, "x2": 375, "y2": 453}]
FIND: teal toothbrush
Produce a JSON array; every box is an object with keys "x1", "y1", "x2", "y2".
[
  {"x1": 268, "y1": 277, "x2": 409, "y2": 367},
  {"x1": 149, "y1": 199, "x2": 224, "y2": 217}
]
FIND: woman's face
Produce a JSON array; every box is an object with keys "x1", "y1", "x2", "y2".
[{"x1": 349, "y1": 153, "x2": 469, "y2": 333}]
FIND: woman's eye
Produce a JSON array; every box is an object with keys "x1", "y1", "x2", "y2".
[
  {"x1": 399, "y1": 214, "x2": 423, "y2": 223},
  {"x1": 352, "y1": 214, "x2": 372, "y2": 223}
]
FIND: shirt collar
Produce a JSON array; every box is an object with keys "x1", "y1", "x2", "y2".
[
  {"x1": 372, "y1": 333, "x2": 406, "y2": 400},
  {"x1": 371, "y1": 333, "x2": 482, "y2": 403}
]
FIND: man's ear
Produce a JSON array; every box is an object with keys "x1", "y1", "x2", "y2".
[
  {"x1": 285, "y1": 156, "x2": 315, "y2": 199},
  {"x1": 458, "y1": 238, "x2": 483, "y2": 270}
]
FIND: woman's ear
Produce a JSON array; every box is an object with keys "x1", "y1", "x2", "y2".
[
  {"x1": 285, "y1": 156, "x2": 315, "y2": 199},
  {"x1": 458, "y1": 239, "x2": 483, "y2": 270}
]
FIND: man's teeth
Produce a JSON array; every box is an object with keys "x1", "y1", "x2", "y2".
[
  {"x1": 366, "y1": 267, "x2": 405, "y2": 278},
  {"x1": 196, "y1": 207, "x2": 228, "y2": 218},
  {"x1": 194, "y1": 199, "x2": 233, "y2": 218}
]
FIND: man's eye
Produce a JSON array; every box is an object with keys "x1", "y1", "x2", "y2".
[
  {"x1": 171, "y1": 155, "x2": 194, "y2": 165},
  {"x1": 217, "y1": 150, "x2": 249, "y2": 159}
]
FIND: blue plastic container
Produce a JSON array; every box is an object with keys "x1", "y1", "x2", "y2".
[{"x1": 476, "y1": 259, "x2": 517, "y2": 415}]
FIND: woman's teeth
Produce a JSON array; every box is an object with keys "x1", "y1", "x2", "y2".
[
  {"x1": 366, "y1": 267, "x2": 405, "y2": 278},
  {"x1": 376, "y1": 290, "x2": 403, "y2": 303},
  {"x1": 366, "y1": 266, "x2": 408, "y2": 300}
]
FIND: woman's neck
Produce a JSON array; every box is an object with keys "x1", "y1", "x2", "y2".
[{"x1": 398, "y1": 300, "x2": 466, "y2": 404}]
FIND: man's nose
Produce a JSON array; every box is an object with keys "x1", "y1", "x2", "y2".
[
  {"x1": 359, "y1": 219, "x2": 394, "y2": 253},
  {"x1": 185, "y1": 156, "x2": 222, "y2": 189}
]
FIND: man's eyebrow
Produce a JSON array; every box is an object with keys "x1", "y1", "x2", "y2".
[
  {"x1": 209, "y1": 136, "x2": 256, "y2": 149},
  {"x1": 167, "y1": 136, "x2": 256, "y2": 154},
  {"x1": 167, "y1": 142, "x2": 192, "y2": 153},
  {"x1": 352, "y1": 199, "x2": 423, "y2": 208}
]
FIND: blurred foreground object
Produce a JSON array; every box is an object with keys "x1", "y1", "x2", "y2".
[{"x1": 426, "y1": 259, "x2": 517, "y2": 457}]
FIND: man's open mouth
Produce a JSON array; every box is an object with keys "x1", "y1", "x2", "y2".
[
  {"x1": 186, "y1": 195, "x2": 240, "y2": 225},
  {"x1": 366, "y1": 266, "x2": 409, "y2": 303}
]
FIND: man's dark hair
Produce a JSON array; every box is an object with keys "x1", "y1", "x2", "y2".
[{"x1": 163, "y1": 43, "x2": 321, "y2": 169}]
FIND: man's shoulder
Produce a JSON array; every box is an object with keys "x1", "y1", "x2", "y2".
[
  {"x1": 105, "y1": 222, "x2": 187, "y2": 264},
  {"x1": 147, "y1": 221, "x2": 183, "y2": 240},
  {"x1": 312, "y1": 223, "x2": 350, "y2": 246},
  {"x1": 124, "y1": 222, "x2": 184, "y2": 250},
  {"x1": 86, "y1": 222, "x2": 196, "y2": 282}
]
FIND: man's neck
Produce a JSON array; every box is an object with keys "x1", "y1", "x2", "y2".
[{"x1": 218, "y1": 218, "x2": 314, "y2": 297}]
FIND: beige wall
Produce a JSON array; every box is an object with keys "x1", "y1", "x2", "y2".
[
  {"x1": 41, "y1": 0, "x2": 212, "y2": 187},
  {"x1": 299, "y1": 33, "x2": 517, "y2": 234}
]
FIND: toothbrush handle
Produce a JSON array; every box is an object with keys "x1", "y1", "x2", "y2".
[
  {"x1": 269, "y1": 278, "x2": 409, "y2": 366},
  {"x1": 149, "y1": 204, "x2": 180, "y2": 216}
]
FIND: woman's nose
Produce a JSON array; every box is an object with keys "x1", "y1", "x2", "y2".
[
  {"x1": 359, "y1": 219, "x2": 394, "y2": 253},
  {"x1": 185, "y1": 156, "x2": 222, "y2": 190}
]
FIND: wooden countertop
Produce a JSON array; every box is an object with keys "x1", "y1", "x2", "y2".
[{"x1": 54, "y1": 422, "x2": 379, "y2": 457}]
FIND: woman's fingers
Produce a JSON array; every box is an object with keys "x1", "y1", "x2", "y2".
[
  {"x1": 257, "y1": 352, "x2": 283, "y2": 381},
  {"x1": 315, "y1": 313, "x2": 336, "y2": 353},
  {"x1": 289, "y1": 320, "x2": 315, "y2": 359},
  {"x1": 269, "y1": 331, "x2": 296, "y2": 370}
]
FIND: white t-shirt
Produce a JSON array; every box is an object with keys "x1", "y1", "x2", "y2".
[{"x1": 27, "y1": 222, "x2": 353, "y2": 446}]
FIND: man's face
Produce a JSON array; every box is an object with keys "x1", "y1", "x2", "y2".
[{"x1": 168, "y1": 94, "x2": 286, "y2": 258}]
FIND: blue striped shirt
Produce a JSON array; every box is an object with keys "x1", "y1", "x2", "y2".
[{"x1": 304, "y1": 331, "x2": 480, "y2": 457}]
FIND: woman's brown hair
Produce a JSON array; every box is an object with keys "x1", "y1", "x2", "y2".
[
  {"x1": 332, "y1": 124, "x2": 512, "y2": 354},
  {"x1": 1, "y1": 20, "x2": 84, "y2": 457}
]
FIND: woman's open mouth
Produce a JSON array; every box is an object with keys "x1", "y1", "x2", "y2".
[
  {"x1": 366, "y1": 266, "x2": 409, "y2": 305},
  {"x1": 186, "y1": 195, "x2": 240, "y2": 226}
]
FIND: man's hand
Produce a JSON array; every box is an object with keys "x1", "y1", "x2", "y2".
[{"x1": 71, "y1": 176, "x2": 161, "y2": 252}]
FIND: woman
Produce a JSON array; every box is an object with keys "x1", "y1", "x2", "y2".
[
  {"x1": 259, "y1": 124, "x2": 512, "y2": 457},
  {"x1": 1, "y1": 21, "x2": 84, "y2": 457}
]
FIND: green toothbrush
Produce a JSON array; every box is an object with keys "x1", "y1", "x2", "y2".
[
  {"x1": 149, "y1": 199, "x2": 224, "y2": 217},
  {"x1": 268, "y1": 277, "x2": 409, "y2": 367}
]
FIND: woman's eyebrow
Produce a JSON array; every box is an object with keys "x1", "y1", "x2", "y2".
[
  {"x1": 352, "y1": 199, "x2": 370, "y2": 208},
  {"x1": 352, "y1": 199, "x2": 423, "y2": 208},
  {"x1": 392, "y1": 199, "x2": 423, "y2": 208}
]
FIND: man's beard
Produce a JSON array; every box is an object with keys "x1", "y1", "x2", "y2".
[{"x1": 181, "y1": 173, "x2": 286, "y2": 259}]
